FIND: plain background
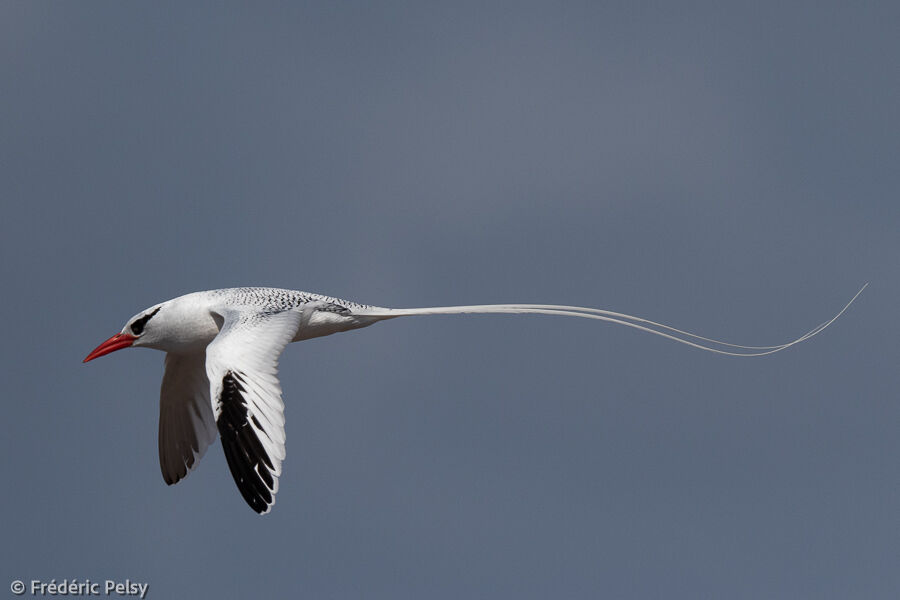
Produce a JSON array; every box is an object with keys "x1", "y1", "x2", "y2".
[{"x1": 1, "y1": 2, "x2": 897, "y2": 599}]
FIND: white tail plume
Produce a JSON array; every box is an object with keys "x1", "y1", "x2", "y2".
[{"x1": 358, "y1": 284, "x2": 867, "y2": 357}]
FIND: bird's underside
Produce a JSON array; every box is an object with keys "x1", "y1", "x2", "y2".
[{"x1": 84, "y1": 285, "x2": 866, "y2": 514}]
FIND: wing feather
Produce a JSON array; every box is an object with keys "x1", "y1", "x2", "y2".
[
  {"x1": 205, "y1": 308, "x2": 303, "y2": 514},
  {"x1": 158, "y1": 351, "x2": 217, "y2": 485}
]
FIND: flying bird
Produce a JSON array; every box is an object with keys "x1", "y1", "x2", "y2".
[{"x1": 84, "y1": 285, "x2": 866, "y2": 514}]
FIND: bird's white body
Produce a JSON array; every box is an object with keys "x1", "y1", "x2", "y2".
[
  {"x1": 135, "y1": 288, "x2": 381, "y2": 353},
  {"x1": 84, "y1": 285, "x2": 865, "y2": 514}
]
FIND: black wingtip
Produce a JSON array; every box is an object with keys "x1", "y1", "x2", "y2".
[{"x1": 217, "y1": 371, "x2": 277, "y2": 514}]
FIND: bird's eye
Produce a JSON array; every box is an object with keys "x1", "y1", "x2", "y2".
[{"x1": 129, "y1": 307, "x2": 160, "y2": 336}]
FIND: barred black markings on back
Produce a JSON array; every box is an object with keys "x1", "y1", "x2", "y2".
[{"x1": 208, "y1": 287, "x2": 373, "y2": 313}]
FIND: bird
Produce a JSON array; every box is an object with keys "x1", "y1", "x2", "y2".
[{"x1": 83, "y1": 285, "x2": 866, "y2": 514}]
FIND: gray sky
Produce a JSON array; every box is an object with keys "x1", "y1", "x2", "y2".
[{"x1": 1, "y1": 2, "x2": 897, "y2": 598}]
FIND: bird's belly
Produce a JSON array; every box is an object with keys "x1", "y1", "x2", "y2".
[{"x1": 291, "y1": 310, "x2": 375, "y2": 342}]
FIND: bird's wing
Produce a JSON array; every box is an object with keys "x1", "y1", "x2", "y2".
[
  {"x1": 159, "y1": 351, "x2": 217, "y2": 485},
  {"x1": 205, "y1": 307, "x2": 304, "y2": 514}
]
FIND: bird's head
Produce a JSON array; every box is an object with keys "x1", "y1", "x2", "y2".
[{"x1": 83, "y1": 304, "x2": 166, "y2": 362}]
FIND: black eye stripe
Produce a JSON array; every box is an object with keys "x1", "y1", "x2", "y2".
[{"x1": 130, "y1": 307, "x2": 160, "y2": 335}]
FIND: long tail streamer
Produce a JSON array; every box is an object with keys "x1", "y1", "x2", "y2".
[{"x1": 359, "y1": 284, "x2": 867, "y2": 357}]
